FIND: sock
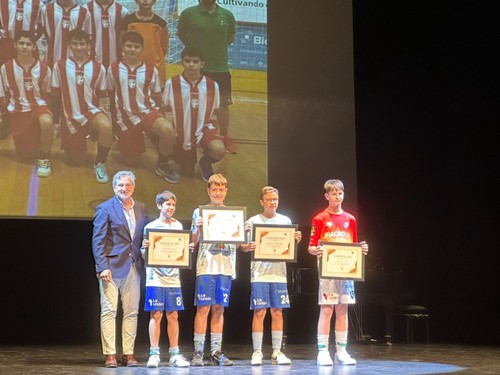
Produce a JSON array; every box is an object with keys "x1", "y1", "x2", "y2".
[
  {"x1": 210, "y1": 332, "x2": 222, "y2": 354},
  {"x1": 335, "y1": 330, "x2": 348, "y2": 352},
  {"x1": 95, "y1": 144, "x2": 110, "y2": 164},
  {"x1": 252, "y1": 332, "x2": 263, "y2": 351},
  {"x1": 318, "y1": 334, "x2": 329, "y2": 351},
  {"x1": 149, "y1": 346, "x2": 160, "y2": 356},
  {"x1": 157, "y1": 153, "x2": 169, "y2": 165},
  {"x1": 169, "y1": 346, "x2": 180, "y2": 356},
  {"x1": 271, "y1": 330, "x2": 283, "y2": 355},
  {"x1": 193, "y1": 333, "x2": 205, "y2": 353}
]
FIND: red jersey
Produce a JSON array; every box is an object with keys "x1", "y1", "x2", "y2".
[
  {"x1": 0, "y1": 0, "x2": 41, "y2": 39},
  {"x1": 84, "y1": 0, "x2": 128, "y2": 67},
  {"x1": 309, "y1": 209, "x2": 358, "y2": 247},
  {"x1": 107, "y1": 61, "x2": 160, "y2": 129},
  {"x1": 0, "y1": 58, "x2": 50, "y2": 113},
  {"x1": 51, "y1": 57, "x2": 107, "y2": 134},
  {"x1": 39, "y1": 1, "x2": 92, "y2": 67}
]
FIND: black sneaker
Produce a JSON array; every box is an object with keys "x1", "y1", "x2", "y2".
[
  {"x1": 209, "y1": 351, "x2": 233, "y2": 366},
  {"x1": 198, "y1": 155, "x2": 214, "y2": 183},
  {"x1": 155, "y1": 162, "x2": 180, "y2": 184}
]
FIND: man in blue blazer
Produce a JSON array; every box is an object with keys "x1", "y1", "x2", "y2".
[{"x1": 92, "y1": 170, "x2": 148, "y2": 368}]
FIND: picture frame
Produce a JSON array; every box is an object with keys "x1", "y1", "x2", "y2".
[
  {"x1": 199, "y1": 205, "x2": 246, "y2": 243},
  {"x1": 251, "y1": 224, "x2": 298, "y2": 262},
  {"x1": 145, "y1": 228, "x2": 192, "y2": 269},
  {"x1": 319, "y1": 241, "x2": 365, "y2": 281}
]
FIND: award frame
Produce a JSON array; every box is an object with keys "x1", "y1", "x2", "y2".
[
  {"x1": 145, "y1": 228, "x2": 192, "y2": 269},
  {"x1": 199, "y1": 205, "x2": 246, "y2": 243},
  {"x1": 251, "y1": 224, "x2": 298, "y2": 262},
  {"x1": 319, "y1": 241, "x2": 365, "y2": 281}
]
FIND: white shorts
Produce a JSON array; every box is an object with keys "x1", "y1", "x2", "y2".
[{"x1": 318, "y1": 278, "x2": 356, "y2": 305}]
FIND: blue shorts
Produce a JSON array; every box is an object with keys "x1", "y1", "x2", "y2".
[
  {"x1": 144, "y1": 286, "x2": 184, "y2": 311},
  {"x1": 250, "y1": 282, "x2": 290, "y2": 310},
  {"x1": 194, "y1": 275, "x2": 232, "y2": 307}
]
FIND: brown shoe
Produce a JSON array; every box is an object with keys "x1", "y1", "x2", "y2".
[
  {"x1": 104, "y1": 354, "x2": 117, "y2": 368},
  {"x1": 121, "y1": 354, "x2": 139, "y2": 367}
]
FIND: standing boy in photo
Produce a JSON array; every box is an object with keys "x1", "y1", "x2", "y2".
[
  {"x1": 140, "y1": 190, "x2": 192, "y2": 368},
  {"x1": 241, "y1": 186, "x2": 302, "y2": 366},
  {"x1": 308, "y1": 179, "x2": 369, "y2": 366}
]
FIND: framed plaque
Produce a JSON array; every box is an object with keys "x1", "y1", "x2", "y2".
[
  {"x1": 199, "y1": 205, "x2": 246, "y2": 243},
  {"x1": 252, "y1": 224, "x2": 298, "y2": 262},
  {"x1": 145, "y1": 229, "x2": 191, "y2": 269},
  {"x1": 319, "y1": 241, "x2": 365, "y2": 281}
]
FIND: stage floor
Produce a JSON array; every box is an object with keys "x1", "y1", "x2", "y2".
[{"x1": 1, "y1": 343, "x2": 498, "y2": 375}]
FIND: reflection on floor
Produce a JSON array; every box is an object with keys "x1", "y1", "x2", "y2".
[{"x1": 2, "y1": 343, "x2": 499, "y2": 375}]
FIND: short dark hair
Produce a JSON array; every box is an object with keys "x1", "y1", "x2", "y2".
[
  {"x1": 67, "y1": 29, "x2": 91, "y2": 44},
  {"x1": 181, "y1": 47, "x2": 204, "y2": 61},
  {"x1": 121, "y1": 31, "x2": 144, "y2": 47},
  {"x1": 15, "y1": 30, "x2": 36, "y2": 43}
]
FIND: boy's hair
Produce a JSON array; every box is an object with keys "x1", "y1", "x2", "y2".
[
  {"x1": 15, "y1": 30, "x2": 36, "y2": 43},
  {"x1": 121, "y1": 31, "x2": 144, "y2": 47},
  {"x1": 207, "y1": 173, "x2": 227, "y2": 188},
  {"x1": 260, "y1": 186, "x2": 279, "y2": 199},
  {"x1": 113, "y1": 170, "x2": 136, "y2": 187},
  {"x1": 324, "y1": 179, "x2": 344, "y2": 193},
  {"x1": 67, "y1": 29, "x2": 91, "y2": 44},
  {"x1": 181, "y1": 46, "x2": 204, "y2": 61},
  {"x1": 156, "y1": 190, "x2": 177, "y2": 206}
]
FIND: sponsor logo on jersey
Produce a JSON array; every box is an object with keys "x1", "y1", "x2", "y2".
[{"x1": 197, "y1": 293, "x2": 211, "y2": 301}]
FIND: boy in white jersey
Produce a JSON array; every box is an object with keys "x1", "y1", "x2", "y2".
[
  {"x1": 107, "y1": 31, "x2": 178, "y2": 183},
  {"x1": 190, "y1": 173, "x2": 237, "y2": 366},
  {"x1": 140, "y1": 190, "x2": 192, "y2": 368},
  {"x1": 162, "y1": 47, "x2": 226, "y2": 182},
  {"x1": 0, "y1": 30, "x2": 53, "y2": 177},
  {"x1": 308, "y1": 179, "x2": 369, "y2": 366},
  {"x1": 241, "y1": 186, "x2": 302, "y2": 366},
  {"x1": 51, "y1": 29, "x2": 112, "y2": 183}
]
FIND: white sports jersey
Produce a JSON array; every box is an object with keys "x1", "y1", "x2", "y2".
[
  {"x1": 143, "y1": 218, "x2": 183, "y2": 288},
  {"x1": 162, "y1": 74, "x2": 219, "y2": 150},
  {"x1": 84, "y1": 0, "x2": 128, "y2": 67},
  {"x1": 39, "y1": 1, "x2": 92, "y2": 66},
  {"x1": 0, "y1": 0, "x2": 41, "y2": 39},
  {"x1": 248, "y1": 213, "x2": 292, "y2": 283},
  {"x1": 107, "y1": 61, "x2": 160, "y2": 129},
  {"x1": 0, "y1": 58, "x2": 50, "y2": 113},
  {"x1": 51, "y1": 58, "x2": 106, "y2": 133},
  {"x1": 191, "y1": 207, "x2": 237, "y2": 279}
]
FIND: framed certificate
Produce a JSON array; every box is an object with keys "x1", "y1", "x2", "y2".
[
  {"x1": 145, "y1": 229, "x2": 191, "y2": 269},
  {"x1": 319, "y1": 241, "x2": 365, "y2": 281},
  {"x1": 199, "y1": 205, "x2": 246, "y2": 243},
  {"x1": 252, "y1": 224, "x2": 298, "y2": 262}
]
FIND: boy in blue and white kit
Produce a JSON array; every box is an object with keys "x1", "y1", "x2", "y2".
[
  {"x1": 241, "y1": 186, "x2": 302, "y2": 366},
  {"x1": 190, "y1": 173, "x2": 237, "y2": 366},
  {"x1": 141, "y1": 190, "x2": 192, "y2": 368}
]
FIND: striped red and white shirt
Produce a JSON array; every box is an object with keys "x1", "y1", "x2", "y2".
[
  {"x1": 84, "y1": 0, "x2": 128, "y2": 67},
  {"x1": 0, "y1": 58, "x2": 50, "y2": 113},
  {"x1": 107, "y1": 61, "x2": 160, "y2": 130},
  {"x1": 162, "y1": 74, "x2": 219, "y2": 150},
  {"x1": 39, "y1": 1, "x2": 92, "y2": 67},
  {"x1": 0, "y1": 0, "x2": 41, "y2": 39},
  {"x1": 51, "y1": 57, "x2": 107, "y2": 134}
]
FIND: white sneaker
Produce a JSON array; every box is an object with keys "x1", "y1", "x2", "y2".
[
  {"x1": 37, "y1": 159, "x2": 51, "y2": 177},
  {"x1": 147, "y1": 354, "x2": 160, "y2": 368},
  {"x1": 334, "y1": 350, "x2": 357, "y2": 365},
  {"x1": 271, "y1": 351, "x2": 291, "y2": 365},
  {"x1": 94, "y1": 162, "x2": 109, "y2": 183},
  {"x1": 169, "y1": 354, "x2": 190, "y2": 367},
  {"x1": 317, "y1": 350, "x2": 333, "y2": 366},
  {"x1": 251, "y1": 350, "x2": 263, "y2": 366}
]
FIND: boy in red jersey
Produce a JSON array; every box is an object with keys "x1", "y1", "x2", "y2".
[
  {"x1": 51, "y1": 29, "x2": 112, "y2": 183},
  {"x1": 162, "y1": 47, "x2": 225, "y2": 182},
  {"x1": 308, "y1": 179, "x2": 369, "y2": 366},
  {"x1": 107, "y1": 31, "x2": 178, "y2": 183},
  {"x1": 0, "y1": 30, "x2": 53, "y2": 176}
]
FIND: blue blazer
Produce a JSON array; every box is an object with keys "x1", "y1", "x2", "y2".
[{"x1": 92, "y1": 196, "x2": 148, "y2": 279}]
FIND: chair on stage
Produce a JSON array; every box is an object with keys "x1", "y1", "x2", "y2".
[{"x1": 392, "y1": 304, "x2": 430, "y2": 344}]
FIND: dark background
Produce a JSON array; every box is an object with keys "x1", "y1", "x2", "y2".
[{"x1": 1, "y1": 1, "x2": 498, "y2": 347}]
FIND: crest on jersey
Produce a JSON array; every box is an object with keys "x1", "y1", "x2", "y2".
[
  {"x1": 343, "y1": 222, "x2": 349, "y2": 229},
  {"x1": 16, "y1": 12, "x2": 23, "y2": 21},
  {"x1": 24, "y1": 81, "x2": 34, "y2": 91},
  {"x1": 128, "y1": 79, "x2": 136, "y2": 88},
  {"x1": 102, "y1": 19, "x2": 109, "y2": 28},
  {"x1": 191, "y1": 98, "x2": 199, "y2": 109},
  {"x1": 62, "y1": 20, "x2": 70, "y2": 29},
  {"x1": 76, "y1": 74, "x2": 84, "y2": 85}
]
